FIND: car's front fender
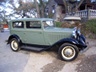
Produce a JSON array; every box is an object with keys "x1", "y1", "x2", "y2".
[
  {"x1": 52, "y1": 38, "x2": 87, "y2": 50},
  {"x1": 53, "y1": 38, "x2": 79, "y2": 46}
]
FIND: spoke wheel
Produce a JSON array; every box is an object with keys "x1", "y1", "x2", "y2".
[{"x1": 58, "y1": 43, "x2": 79, "y2": 61}]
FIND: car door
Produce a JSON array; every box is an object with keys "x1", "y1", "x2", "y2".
[{"x1": 24, "y1": 21, "x2": 45, "y2": 45}]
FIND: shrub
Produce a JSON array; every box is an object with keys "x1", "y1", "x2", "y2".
[
  {"x1": 55, "y1": 21, "x2": 62, "y2": 27},
  {"x1": 82, "y1": 19, "x2": 96, "y2": 38},
  {"x1": 86, "y1": 19, "x2": 96, "y2": 34}
]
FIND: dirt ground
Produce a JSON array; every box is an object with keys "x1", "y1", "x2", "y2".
[{"x1": 76, "y1": 39, "x2": 96, "y2": 72}]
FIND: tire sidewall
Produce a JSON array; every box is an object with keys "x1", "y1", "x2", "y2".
[
  {"x1": 58, "y1": 43, "x2": 79, "y2": 61},
  {"x1": 10, "y1": 38, "x2": 20, "y2": 52}
]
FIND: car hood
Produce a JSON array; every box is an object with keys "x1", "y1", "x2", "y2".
[{"x1": 44, "y1": 27, "x2": 74, "y2": 33}]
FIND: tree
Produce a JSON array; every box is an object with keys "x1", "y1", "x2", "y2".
[
  {"x1": 0, "y1": 10, "x2": 6, "y2": 22},
  {"x1": 34, "y1": 0, "x2": 48, "y2": 18},
  {"x1": 75, "y1": 0, "x2": 84, "y2": 11},
  {"x1": 8, "y1": 0, "x2": 49, "y2": 18},
  {"x1": 8, "y1": 0, "x2": 36, "y2": 18},
  {"x1": 0, "y1": 0, "x2": 9, "y2": 22},
  {"x1": 34, "y1": 0, "x2": 40, "y2": 18},
  {"x1": 0, "y1": 0, "x2": 50, "y2": 20},
  {"x1": 63, "y1": 0, "x2": 84, "y2": 14},
  {"x1": 39, "y1": 0, "x2": 45, "y2": 17},
  {"x1": 0, "y1": 0, "x2": 38, "y2": 21},
  {"x1": 63, "y1": 0, "x2": 67, "y2": 13},
  {"x1": 0, "y1": 0, "x2": 6, "y2": 3}
]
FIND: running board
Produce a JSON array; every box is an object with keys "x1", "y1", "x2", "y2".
[{"x1": 21, "y1": 45, "x2": 50, "y2": 52}]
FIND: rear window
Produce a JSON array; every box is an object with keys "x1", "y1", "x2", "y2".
[
  {"x1": 26, "y1": 21, "x2": 41, "y2": 29},
  {"x1": 12, "y1": 21, "x2": 24, "y2": 28}
]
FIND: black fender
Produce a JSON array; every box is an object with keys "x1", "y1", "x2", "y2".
[
  {"x1": 7, "y1": 34, "x2": 21, "y2": 44},
  {"x1": 53, "y1": 38, "x2": 79, "y2": 46},
  {"x1": 78, "y1": 34, "x2": 87, "y2": 48},
  {"x1": 52, "y1": 38, "x2": 87, "y2": 50},
  {"x1": 79, "y1": 34, "x2": 85, "y2": 42}
]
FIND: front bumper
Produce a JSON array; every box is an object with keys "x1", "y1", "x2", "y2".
[{"x1": 80, "y1": 46, "x2": 89, "y2": 53}]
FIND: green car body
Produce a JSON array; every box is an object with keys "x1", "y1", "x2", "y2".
[
  {"x1": 7, "y1": 17, "x2": 87, "y2": 61},
  {"x1": 8, "y1": 18, "x2": 73, "y2": 45}
]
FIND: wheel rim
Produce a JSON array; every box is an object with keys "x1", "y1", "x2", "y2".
[
  {"x1": 11, "y1": 40, "x2": 18, "y2": 50},
  {"x1": 61, "y1": 46, "x2": 76, "y2": 60}
]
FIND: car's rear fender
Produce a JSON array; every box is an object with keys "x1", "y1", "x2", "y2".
[{"x1": 7, "y1": 34, "x2": 21, "y2": 44}]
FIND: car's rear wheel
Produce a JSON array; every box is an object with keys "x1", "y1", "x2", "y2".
[
  {"x1": 10, "y1": 38, "x2": 20, "y2": 52},
  {"x1": 58, "y1": 43, "x2": 79, "y2": 61}
]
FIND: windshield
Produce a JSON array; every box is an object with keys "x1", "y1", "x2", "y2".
[{"x1": 43, "y1": 20, "x2": 55, "y2": 28}]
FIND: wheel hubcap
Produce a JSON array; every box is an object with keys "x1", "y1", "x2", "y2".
[
  {"x1": 62, "y1": 46, "x2": 75, "y2": 60},
  {"x1": 11, "y1": 40, "x2": 18, "y2": 50}
]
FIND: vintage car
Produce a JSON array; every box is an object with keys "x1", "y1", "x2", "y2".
[{"x1": 7, "y1": 17, "x2": 87, "y2": 61}]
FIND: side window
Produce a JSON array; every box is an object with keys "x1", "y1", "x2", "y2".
[
  {"x1": 26, "y1": 21, "x2": 41, "y2": 29},
  {"x1": 12, "y1": 21, "x2": 24, "y2": 28}
]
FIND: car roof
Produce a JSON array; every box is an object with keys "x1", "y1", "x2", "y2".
[
  {"x1": 10, "y1": 18, "x2": 53, "y2": 22},
  {"x1": 64, "y1": 16, "x2": 81, "y2": 20}
]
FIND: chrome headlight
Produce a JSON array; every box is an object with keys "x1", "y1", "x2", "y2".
[
  {"x1": 72, "y1": 30, "x2": 77, "y2": 38},
  {"x1": 72, "y1": 27, "x2": 81, "y2": 38},
  {"x1": 72, "y1": 27, "x2": 77, "y2": 38},
  {"x1": 77, "y1": 29, "x2": 81, "y2": 35}
]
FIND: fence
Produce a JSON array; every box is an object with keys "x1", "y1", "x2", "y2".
[{"x1": 66, "y1": 9, "x2": 96, "y2": 20}]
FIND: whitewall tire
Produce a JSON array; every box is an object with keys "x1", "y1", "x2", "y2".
[
  {"x1": 10, "y1": 38, "x2": 20, "y2": 52},
  {"x1": 58, "y1": 43, "x2": 79, "y2": 61}
]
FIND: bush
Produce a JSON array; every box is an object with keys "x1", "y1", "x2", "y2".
[
  {"x1": 55, "y1": 22, "x2": 62, "y2": 27},
  {"x1": 82, "y1": 19, "x2": 96, "y2": 38},
  {"x1": 55, "y1": 21, "x2": 80, "y2": 28},
  {"x1": 86, "y1": 19, "x2": 96, "y2": 34}
]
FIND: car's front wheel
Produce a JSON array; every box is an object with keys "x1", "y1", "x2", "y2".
[
  {"x1": 10, "y1": 38, "x2": 20, "y2": 52},
  {"x1": 58, "y1": 43, "x2": 79, "y2": 61}
]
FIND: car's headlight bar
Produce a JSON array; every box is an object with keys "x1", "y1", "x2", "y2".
[{"x1": 72, "y1": 27, "x2": 81, "y2": 39}]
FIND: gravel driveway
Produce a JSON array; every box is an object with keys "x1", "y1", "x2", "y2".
[{"x1": 0, "y1": 31, "x2": 96, "y2": 72}]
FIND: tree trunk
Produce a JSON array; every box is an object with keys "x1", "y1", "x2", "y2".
[
  {"x1": 62, "y1": 0, "x2": 68, "y2": 13},
  {"x1": 56, "y1": 6, "x2": 62, "y2": 21},
  {"x1": 34, "y1": 0, "x2": 40, "y2": 18},
  {"x1": 75, "y1": 0, "x2": 84, "y2": 11},
  {"x1": 39, "y1": 0, "x2": 45, "y2": 18}
]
